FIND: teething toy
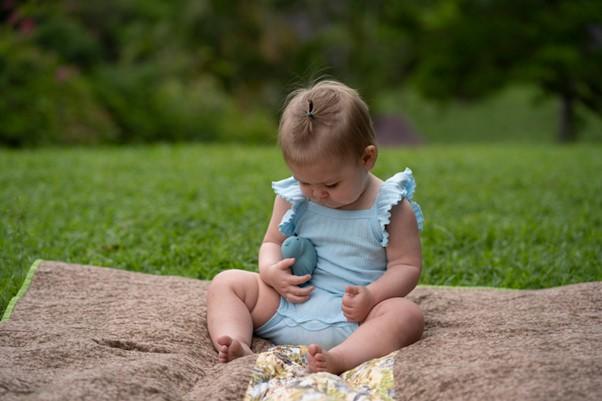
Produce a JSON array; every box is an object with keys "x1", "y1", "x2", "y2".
[{"x1": 281, "y1": 236, "x2": 317, "y2": 277}]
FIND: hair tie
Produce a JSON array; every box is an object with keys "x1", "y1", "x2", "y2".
[{"x1": 305, "y1": 99, "x2": 315, "y2": 119}]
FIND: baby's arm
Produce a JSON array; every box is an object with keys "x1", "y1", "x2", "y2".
[
  {"x1": 259, "y1": 196, "x2": 313, "y2": 303},
  {"x1": 342, "y1": 199, "x2": 421, "y2": 322}
]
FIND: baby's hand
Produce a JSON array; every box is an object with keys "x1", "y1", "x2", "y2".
[
  {"x1": 268, "y1": 258, "x2": 313, "y2": 303},
  {"x1": 342, "y1": 286, "x2": 376, "y2": 323}
]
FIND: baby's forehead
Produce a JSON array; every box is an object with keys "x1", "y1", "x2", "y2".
[
  {"x1": 290, "y1": 160, "x2": 351, "y2": 185},
  {"x1": 294, "y1": 174, "x2": 340, "y2": 185}
]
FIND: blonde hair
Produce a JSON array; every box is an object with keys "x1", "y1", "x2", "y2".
[{"x1": 278, "y1": 80, "x2": 376, "y2": 165}]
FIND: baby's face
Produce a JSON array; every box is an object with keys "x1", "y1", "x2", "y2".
[{"x1": 289, "y1": 157, "x2": 371, "y2": 210}]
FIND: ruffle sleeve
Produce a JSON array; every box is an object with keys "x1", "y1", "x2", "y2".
[
  {"x1": 272, "y1": 177, "x2": 307, "y2": 236},
  {"x1": 376, "y1": 168, "x2": 424, "y2": 247}
]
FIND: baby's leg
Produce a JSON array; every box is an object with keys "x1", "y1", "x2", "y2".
[
  {"x1": 207, "y1": 269, "x2": 280, "y2": 362},
  {"x1": 308, "y1": 297, "x2": 423, "y2": 374}
]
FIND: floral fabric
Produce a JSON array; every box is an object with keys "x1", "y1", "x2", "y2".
[{"x1": 244, "y1": 345, "x2": 397, "y2": 401}]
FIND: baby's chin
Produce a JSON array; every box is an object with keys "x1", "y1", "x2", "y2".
[
  {"x1": 312, "y1": 199, "x2": 339, "y2": 208},
  {"x1": 316, "y1": 200, "x2": 353, "y2": 210}
]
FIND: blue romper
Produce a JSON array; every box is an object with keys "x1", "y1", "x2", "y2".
[{"x1": 255, "y1": 168, "x2": 424, "y2": 350}]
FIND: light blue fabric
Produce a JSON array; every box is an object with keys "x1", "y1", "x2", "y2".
[{"x1": 255, "y1": 168, "x2": 423, "y2": 349}]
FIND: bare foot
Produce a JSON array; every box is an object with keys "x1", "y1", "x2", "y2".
[
  {"x1": 216, "y1": 336, "x2": 253, "y2": 363},
  {"x1": 307, "y1": 344, "x2": 344, "y2": 374}
]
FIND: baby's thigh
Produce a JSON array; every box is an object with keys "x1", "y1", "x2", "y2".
[
  {"x1": 251, "y1": 275, "x2": 280, "y2": 328},
  {"x1": 210, "y1": 269, "x2": 279, "y2": 326}
]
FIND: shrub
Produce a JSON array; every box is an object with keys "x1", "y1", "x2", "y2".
[
  {"x1": 218, "y1": 107, "x2": 277, "y2": 144},
  {"x1": 0, "y1": 33, "x2": 117, "y2": 147}
]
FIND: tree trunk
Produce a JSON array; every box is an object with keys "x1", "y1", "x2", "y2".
[{"x1": 558, "y1": 93, "x2": 577, "y2": 142}]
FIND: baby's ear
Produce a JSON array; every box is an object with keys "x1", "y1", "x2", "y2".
[{"x1": 361, "y1": 145, "x2": 377, "y2": 169}]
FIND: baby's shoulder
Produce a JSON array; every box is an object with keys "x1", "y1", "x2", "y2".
[
  {"x1": 374, "y1": 169, "x2": 416, "y2": 211},
  {"x1": 375, "y1": 168, "x2": 424, "y2": 246},
  {"x1": 272, "y1": 176, "x2": 304, "y2": 205},
  {"x1": 271, "y1": 177, "x2": 307, "y2": 237}
]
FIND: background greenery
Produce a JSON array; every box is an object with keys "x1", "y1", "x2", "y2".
[
  {"x1": 1, "y1": 1, "x2": 601, "y2": 316},
  {"x1": 2, "y1": 145, "x2": 601, "y2": 315},
  {"x1": 1, "y1": 0, "x2": 601, "y2": 146}
]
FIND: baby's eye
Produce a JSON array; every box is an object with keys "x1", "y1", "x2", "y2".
[{"x1": 325, "y1": 182, "x2": 339, "y2": 189}]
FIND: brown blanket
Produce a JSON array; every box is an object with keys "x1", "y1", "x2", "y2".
[{"x1": 0, "y1": 261, "x2": 600, "y2": 401}]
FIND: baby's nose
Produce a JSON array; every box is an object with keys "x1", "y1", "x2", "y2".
[{"x1": 313, "y1": 188, "x2": 328, "y2": 200}]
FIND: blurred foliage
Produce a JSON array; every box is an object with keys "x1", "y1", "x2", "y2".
[
  {"x1": 0, "y1": 0, "x2": 600, "y2": 146},
  {"x1": 410, "y1": 0, "x2": 602, "y2": 142},
  {"x1": 0, "y1": 31, "x2": 117, "y2": 146}
]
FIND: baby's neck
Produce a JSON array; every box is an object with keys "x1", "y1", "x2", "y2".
[{"x1": 338, "y1": 174, "x2": 381, "y2": 211}]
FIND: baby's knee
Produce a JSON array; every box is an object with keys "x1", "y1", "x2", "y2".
[
  {"x1": 209, "y1": 269, "x2": 255, "y2": 295},
  {"x1": 211, "y1": 269, "x2": 245, "y2": 284},
  {"x1": 379, "y1": 298, "x2": 424, "y2": 338},
  {"x1": 402, "y1": 300, "x2": 424, "y2": 340}
]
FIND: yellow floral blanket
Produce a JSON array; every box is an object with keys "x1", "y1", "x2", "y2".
[{"x1": 244, "y1": 345, "x2": 396, "y2": 401}]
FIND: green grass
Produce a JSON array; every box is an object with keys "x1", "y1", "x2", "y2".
[{"x1": 1, "y1": 144, "x2": 601, "y2": 316}]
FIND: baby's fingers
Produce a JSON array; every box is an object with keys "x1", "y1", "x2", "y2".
[
  {"x1": 284, "y1": 283, "x2": 313, "y2": 304},
  {"x1": 341, "y1": 292, "x2": 356, "y2": 308},
  {"x1": 288, "y1": 273, "x2": 312, "y2": 286},
  {"x1": 286, "y1": 293, "x2": 311, "y2": 304},
  {"x1": 341, "y1": 305, "x2": 357, "y2": 321},
  {"x1": 287, "y1": 284, "x2": 314, "y2": 298},
  {"x1": 277, "y1": 258, "x2": 296, "y2": 270},
  {"x1": 346, "y1": 286, "x2": 361, "y2": 296},
  {"x1": 286, "y1": 289, "x2": 313, "y2": 304}
]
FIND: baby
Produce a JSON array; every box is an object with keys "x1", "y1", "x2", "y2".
[{"x1": 207, "y1": 80, "x2": 424, "y2": 374}]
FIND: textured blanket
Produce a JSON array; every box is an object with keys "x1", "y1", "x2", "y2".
[{"x1": 0, "y1": 261, "x2": 600, "y2": 401}]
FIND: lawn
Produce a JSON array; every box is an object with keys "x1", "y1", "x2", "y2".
[{"x1": 1, "y1": 144, "x2": 601, "y2": 316}]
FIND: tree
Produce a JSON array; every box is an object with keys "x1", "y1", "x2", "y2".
[{"x1": 406, "y1": 0, "x2": 602, "y2": 142}]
